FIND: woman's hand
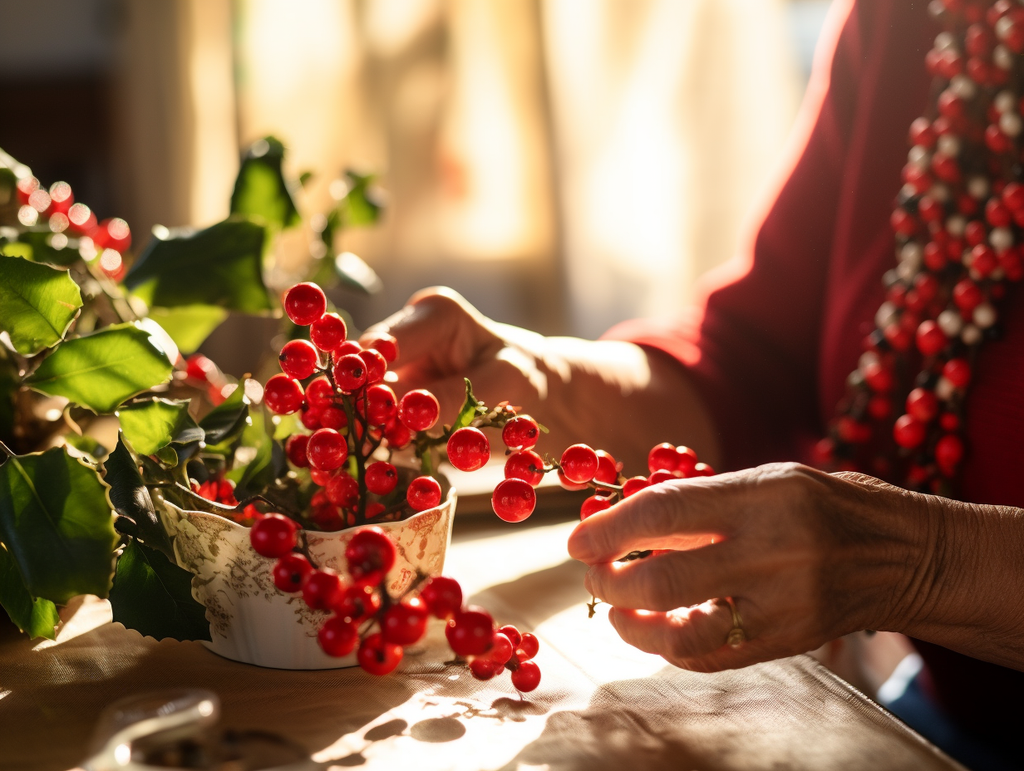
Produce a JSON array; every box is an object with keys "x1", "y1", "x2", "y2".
[
  {"x1": 360, "y1": 287, "x2": 720, "y2": 470},
  {"x1": 567, "y1": 463, "x2": 934, "y2": 672}
]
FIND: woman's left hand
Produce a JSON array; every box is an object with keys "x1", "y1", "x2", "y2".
[{"x1": 566, "y1": 463, "x2": 933, "y2": 672}]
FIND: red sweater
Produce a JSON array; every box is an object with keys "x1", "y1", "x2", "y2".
[{"x1": 607, "y1": 0, "x2": 1024, "y2": 747}]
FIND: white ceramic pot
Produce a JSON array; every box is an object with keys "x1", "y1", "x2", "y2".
[{"x1": 158, "y1": 488, "x2": 456, "y2": 670}]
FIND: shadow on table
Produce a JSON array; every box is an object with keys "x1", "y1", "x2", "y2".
[{"x1": 469, "y1": 558, "x2": 589, "y2": 631}]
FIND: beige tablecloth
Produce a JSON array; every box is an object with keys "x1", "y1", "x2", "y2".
[{"x1": 0, "y1": 516, "x2": 963, "y2": 771}]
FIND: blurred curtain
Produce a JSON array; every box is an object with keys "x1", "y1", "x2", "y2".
[{"x1": 114, "y1": 0, "x2": 800, "y2": 337}]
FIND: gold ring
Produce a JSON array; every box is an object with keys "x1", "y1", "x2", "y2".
[{"x1": 723, "y1": 597, "x2": 746, "y2": 648}]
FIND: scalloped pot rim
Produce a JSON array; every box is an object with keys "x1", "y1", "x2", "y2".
[{"x1": 157, "y1": 486, "x2": 457, "y2": 670}]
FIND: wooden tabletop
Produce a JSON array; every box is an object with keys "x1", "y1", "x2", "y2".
[{"x1": 0, "y1": 511, "x2": 964, "y2": 771}]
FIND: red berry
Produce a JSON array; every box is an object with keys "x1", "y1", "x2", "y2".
[
  {"x1": 346, "y1": 527, "x2": 397, "y2": 586},
  {"x1": 486, "y1": 631, "x2": 514, "y2": 665},
  {"x1": 310, "y1": 312, "x2": 347, "y2": 352},
  {"x1": 250, "y1": 514, "x2": 297, "y2": 558},
  {"x1": 491, "y1": 478, "x2": 536, "y2": 523},
  {"x1": 272, "y1": 552, "x2": 312, "y2": 592},
  {"x1": 305, "y1": 376, "x2": 335, "y2": 408},
  {"x1": 893, "y1": 414, "x2": 926, "y2": 449},
  {"x1": 284, "y1": 283, "x2": 327, "y2": 326},
  {"x1": 67, "y1": 202, "x2": 97, "y2": 235},
  {"x1": 307, "y1": 428, "x2": 348, "y2": 470},
  {"x1": 365, "y1": 384, "x2": 398, "y2": 426},
  {"x1": 501, "y1": 416, "x2": 540, "y2": 451},
  {"x1": 863, "y1": 361, "x2": 894, "y2": 393},
  {"x1": 470, "y1": 658, "x2": 502, "y2": 680},
  {"x1": 285, "y1": 434, "x2": 310, "y2": 468},
  {"x1": 446, "y1": 607, "x2": 495, "y2": 657},
  {"x1": 407, "y1": 475, "x2": 443, "y2": 511},
  {"x1": 499, "y1": 624, "x2": 522, "y2": 648},
  {"x1": 906, "y1": 388, "x2": 939, "y2": 422},
  {"x1": 557, "y1": 469, "x2": 588, "y2": 491},
  {"x1": 594, "y1": 450, "x2": 619, "y2": 485},
  {"x1": 357, "y1": 633, "x2": 403, "y2": 675},
  {"x1": 318, "y1": 616, "x2": 359, "y2": 657},
  {"x1": 622, "y1": 476, "x2": 649, "y2": 497},
  {"x1": 674, "y1": 446, "x2": 698, "y2": 476},
  {"x1": 365, "y1": 461, "x2": 398, "y2": 495},
  {"x1": 326, "y1": 472, "x2": 359, "y2": 507},
  {"x1": 419, "y1": 576, "x2": 463, "y2": 619},
  {"x1": 935, "y1": 433, "x2": 965, "y2": 473},
  {"x1": 300, "y1": 400, "x2": 321, "y2": 430},
  {"x1": 510, "y1": 659, "x2": 541, "y2": 692},
  {"x1": 359, "y1": 349, "x2": 388, "y2": 384},
  {"x1": 279, "y1": 339, "x2": 319, "y2": 379},
  {"x1": 93, "y1": 217, "x2": 131, "y2": 252},
  {"x1": 692, "y1": 462, "x2": 715, "y2": 477},
  {"x1": 953, "y1": 279, "x2": 984, "y2": 312},
  {"x1": 447, "y1": 427, "x2": 490, "y2": 472},
  {"x1": 319, "y1": 405, "x2": 347, "y2": 430},
  {"x1": 504, "y1": 450, "x2": 545, "y2": 486},
  {"x1": 335, "y1": 584, "x2": 381, "y2": 623},
  {"x1": 364, "y1": 334, "x2": 399, "y2": 363},
  {"x1": 264, "y1": 374, "x2": 304, "y2": 414},
  {"x1": 302, "y1": 568, "x2": 344, "y2": 610},
  {"x1": 333, "y1": 354, "x2": 367, "y2": 392},
  {"x1": 647, "y1": 442, "x2": 677, "y2": 474},
  {"x1": 517, "y1": 632, "x2": 539, "y2": 660},
  {"x1": 560, "y1": 444, "x2": 599, "y2": 484},
  {"x1": 580, "y1": 494, "x2": 613, "y2": 521},
  {"x1": 648, "y1": 469, "x2": 675, "y2": 486},
  {"x1": 398, "y1": 389, "x2": 440, "y2": 432},
  {"x1": 47, "y1": 182, "x2": 72, "y2": 215},
  {"x1": 384, "y1": 418, "x2": 412, "y2": 448},
  {"x1": 15, "y1": 175, "x2": 38, "y2": 206},
  {"x1": 381, "y1": 597, "x2": 429, "y2": 646},
  {"x1": 916, "y1": 321, "x2": 948, "y2": 357}
]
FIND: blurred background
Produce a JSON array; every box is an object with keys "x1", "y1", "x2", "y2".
[{"x1": 0, "y1": 0, "x2": 832, "y2": 373}]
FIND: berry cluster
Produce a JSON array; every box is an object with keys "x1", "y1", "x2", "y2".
[
  {"x1": 249, "y1": 517, "x2": 541, "y2": 690},
  {"x1": 14, "y1": 175, "x2": 132, "y2": 280}
]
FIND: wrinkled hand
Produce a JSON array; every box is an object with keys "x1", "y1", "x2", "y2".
[{"x1": 567, "y1": 463, "x2": 930, "y2": 672}]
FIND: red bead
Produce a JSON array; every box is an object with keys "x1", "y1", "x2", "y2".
[
  {"x1": 953, "y1": 279, "x2": 984, "y2": 311},
  {"x1": 964, "y1": 220, "x2": 987, "y2": 246},
  {"x1": 986, "y1": 199, "x2": 1013, "y2": 228},
  {"x1": 943, "y1": 358, "x2": 972, "y2": 388},
  {"x1": 837, "y1": 416, "x2": 872, "y2": 444},
  {"x1": 924, "y1": 241, "x2": 946, "y2": 271},
  {"x1": 622, "y1": 475, "x2": 650, "y2": 497},
  {"x1": 302, "y1": 568, "x2": 343, "y2": 610},
  {"x1": 419, "y1": 576, "x2": 463, "y2": 620},
  {"x1": 890, "y1": 208, "x2": 918, "y2": 237},
  {"x1": 985, "y1": 124, "x2": 1012, "y2": 154},
  {"x1": 365, "y1": 461, "x2": 398, "y2": 495},
  {"x1": 445, "y1": 607, "x2": 495, "y2": 657},
  {"x1": 937, "y1": 90, "x2": 965, "y2": 119},
  {"x1": 939, "y1": 412, "x2": 961, "y2": 431},
  {"x1": 357, "y1": 633, "x2": 403, "y2": 675},
  {"x1": 309, "y1": 312, "x2": 347, "y2": 352},
  {"x1": 579, "y1": 494, "x2": 613, "y2": 521},
  {"x1": 1003, "y1": 182, "x2": 1024, "y2": 212},
  {"x1": 510, "y1": 660, "x2": 542, "y2": 693},
  {"x1": 812, "y1": 437, "x2": 834, "y2": 465},
  {"x1": 283, "y1": 283, "x2": 327, "y2": 326},
  {"x1": 913, "y1": 273, "x2": 939, "y2": 303},
  {"x1": 594, "y1": 450, "x2": 620, "y2": 484},
  {"x1": 273, "y1": 553, "x2": 313, "y2": 593},
  {"x1": 560, "y1": 444, "x2": 599, "y2": 484},
  {"x1": 363, "y1": 334, "x2": 399, "y2": 363},
  {"x1": 346, "y1": 527, "x2": 397, "y2": 585},
  {"x1": 884, "y1": 324, "x2": 913, "y2": 352},
  {"x1": 970, "y1": 244, "x2": 998, "y2": 277},
  {"x1": 935, "y1": 434, "x2": 965, "y2": 474},
  {"x1": 365, "y1": 383, "x2": 398, "y2": 426},
  {"x1": 407, "y1": 475, "x2": 442, "y2": 511},
  {"x1": 999, "y1": 248, "x2": 1024, "y2": 280},
  {"x1": 909, "y1": 118, "x2": 937, "y2": 148},
  {"x1": 333, "y1": 354, "x2": 367, "y2": 392},
  {"x1": 918, "y1": 196, "x2": 944, "y2": 223},
  {"x1": 320, "y1": 405, "x2": 347, "y2": 430},
  {"x1": 966, "y1": 57, "x2": 992, "y2": 85},
  {"x1": 893, "y1": 414, "x2": 926, "y2": 449},
  {"x1": 326, "y1": 472, "x2": 359, "y2": 507},
  {"x1": 279, "y1": 339, "x2": 319, "y2": 380},
  {"x1": 447, "y1": 427, "x2": 490, "y2": 472},
  {"x1": 902, "y1": 164, "x2": 932, "y2": 195},
  {"x1": 285, "y1": 434, "x2": 310, "y2": 468},
  {"x1": 264, "y1": 374, "x2": 304, "y2": 415},
  {"x1": 250, "y1": 514, "x2": 298, "y2": 558},
  {"x1": 318, "y1": 616, "x2": 359, "y2": 657},
  {"x1": 501, "y1": 415, "x2": 541, "y2": 451},
  {"x1": 931, "y1": 152, "x2": 961, "y2": 183},
  {"x1": 906, "y1": 388, "x2": 939, "y2": 422},
  {"x1": 358, "y1": 349, "x2": 388, "y2": 385},
  {"x1": 492, "y1": 478, "x2": 537, "y2": 522},
  {"x1": 867, "y1": 395, "x2": 892, "y2": 420},
  {"x1": 863, "y1": 361, "x2": 894, "y2": 392},
  {"x1": 916, "y1": 320, "x2": 948, "y2": 356},
  {"x1": 966, "y1": 23, "x2": 994, "y2": 56},
  {"x1": 398, "y1": 389, "x2": 440, "y2": 432},
  {"x1": 305, "y1": 376, "x2": 334, "y2": 408},
  {"x1": 307, "y1": 428, "x2": 348, "y2": 471},
  {"x1": 692, "y1": 462, "x2": 715, "y2": 476},
  {"x1": 381, "y1": 597, "x2": 429, "y2": 646}
]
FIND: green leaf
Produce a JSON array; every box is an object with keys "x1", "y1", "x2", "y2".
[
  {"x1": 334, "y1": 251, "x2": 382, "y2": 296},
  {"x1": 0, "y1": 544, "x2": 60, "y2": 640},
  {"x1": 118, "y1": 398, "x2": 203, "y2": 457},
  {"x1": 124, "y1": 219, "x2": 272, "y2": 314},
  {"x1": 109, "y1": 539, "x2": 211, "y2": 642},
  {"x1": 147, "y1": 305, "x2": 229, "y2": 355},
  {"x1": 229, "y1": 409, "x2": 280, "y2": 499},
  {"x1": 102, "y1": 434, "x2": 174, "y2": 559},
  {"x1": 0, "y1": 254, "x2": 83, "y2": 355},
  {"x1": 337, "y1": 170, "x2": 384, "y2": 227},
  {"x1": 199, "y1": 383, "x2": 251, "y2": 448},
  {"x1": 452, "y1": 378, "x2": 486, "y2": 431},
  {"x1": 64, "y1": 433, "x2": 108, "y2": 461},
  {"x1": 0, "y1": 447, "x2": 118, "y2": 604},
  {"x1": 15, "y1": 229, "x2": 80, "y2": 267},
  {"x1": 229, "y1": 136, "x2": 300, "y2": 232},
  {"x1": 0, "y1": 352, "x2": 19, "y2": 444},
  {"x1": 26, "y1": 322, "x2": 175, "y2": 414}
]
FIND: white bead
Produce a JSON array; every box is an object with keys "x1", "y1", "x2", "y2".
[
  {"x1": 969, "y1": 268, "x2": 984, "y2": 282},
  {"x1": 967, "y1": 176, "x2": 990, "y2": 200},
  {"x1": 898, "y1": 259, "x2": 918, "y2": 282},
  {"x1": 935, "y1": 31, "x2": 957, "y2": 50},
  {"x1": 997, "y1": 16, "x2": 1015, "y2": 41},
  {"x1": 936, "y1": 376, "x2": 956, "y2": 401},
  {"x1": 876, "y1": 301, "x2": 899, "y2": 329},
  {"x1": 938, "y1": 309, "x2": 964, "y2": 337},
  {"x1": 991, "y1": 227, "x2": 1015, "y2": 252},
  {"x1": 973, "y1": 302, "x2": 997, "y2": 328},
  {"x1": 901, "y1": 241, "x2": 924, "y2": 267},
  {"x1": 962, "y1": 248, "x2": 975, "y2": 268},
  {"x1": 938, "y1": 134, "x2": 962, "y2": 156},
  {"x1": 900, "y1": 183, "x2": 919, "y2": 200},
  {"x1": 951, "y1": 75, "x2": 977, "y2": 100},
  {"x1": 1000, "y1": 112, "x2": 1023, "y2": 138},
  {"x1": 909, "y1": 145, "x2": 930, "y2": 167},
  {"x1": 961, "y1": 324, "x2": 983, "y2": 345},
  {"x1": 928, "y1": 0, "x2": 946, "y2": 20},
  {"x1": 996, "y1": 90, "x2": 1017, "y2": 114},
  {"x1": 994, "y1": 44, "x2": 1015, "y2": 71},
  {"x1": 859, "y1": 351, "x2": 880, "y2": 371},
  {"x1": 946, "y1": 214, "x2": 967, "y2": 237},
  {"x1": 930, "y1": 183, "x2": 952, "y2": 202}
]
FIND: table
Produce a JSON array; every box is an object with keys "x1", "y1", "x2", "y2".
[{"x1": 0, "y1": 512, "x2": 964, "y2": 771}]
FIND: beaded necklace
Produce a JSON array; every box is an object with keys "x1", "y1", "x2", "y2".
[{"x1": 818, "y1": 0, "x2": 1024, "y2": 495}]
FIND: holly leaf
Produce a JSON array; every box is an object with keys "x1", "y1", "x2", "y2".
[
  {"x1": 124, "y1": 219, "x2": 272, "y2": 314},
  {"x1": 6, "y1": 230, "x2": 81, "y2": 267},
  {"x1": 0, "y1": 447, "x2": 118, "y2": 604},
  {"x1": 333, "y1": 251, "x2": 383, "y2": 296},
  {"x1": 0, "y1": 254, "x2": 82, "y2": 355},
  {"x1": 199, "y1": 383, "x2": 251, "y2": 448},
  {"x1": 117, "y1": 398, "x2": 204, "y2": 457},
  {"x1": 147, "y1": 305, "x2": 229, "y2": 355},
  {"x1": 25, "y1": 322, "x2": 175, "y2": 414},
  {"x1": 451, "y1": 378, "x2": 487, "y2": 430},
  {"x1": 102, "y1": 434, "x2": 174, "y2": 559},
  {"x1": 0, "y1": 543, "x2": 61, "y2": 640},
  {"x1": 109, "y1": 539, "x2": 211, "y2": 642},
  {"x1": 63, "y1": 433, "x2": 108, "y2": 461},
  {"x1": 228, "y1": 409, "x2": 280, "y2": 499},
  {"x1": 230, "y1": 136, "x2": 301, "y2": 232},
  {"x1": 337, "y1": 169, "x2": 384, "y2": 227}
]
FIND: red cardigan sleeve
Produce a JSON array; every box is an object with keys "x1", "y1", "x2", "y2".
[{"x1": 604, "y1": 0, "x2": 864, "y2": 471}]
